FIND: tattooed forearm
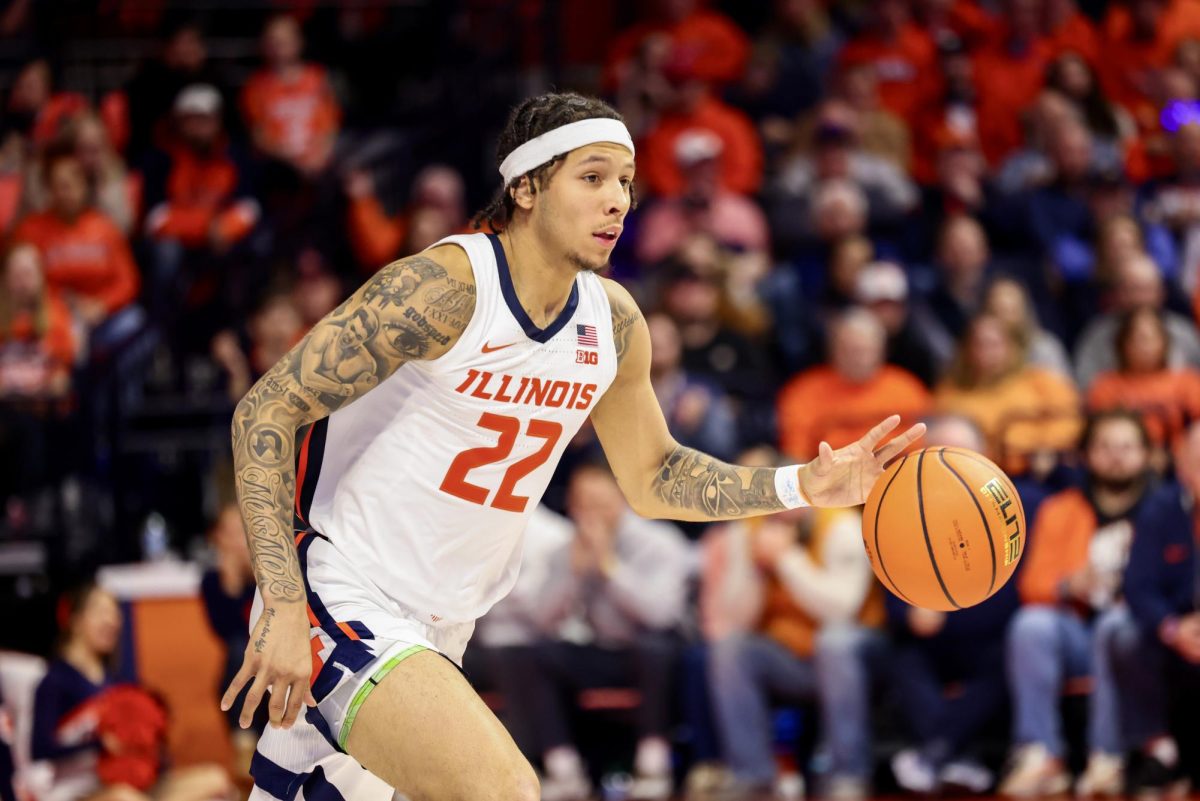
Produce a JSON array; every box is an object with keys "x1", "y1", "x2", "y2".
[
  {"x1": 609, "y1": 290, "x2": 642, "y2": 364},
  {"x1": 230, "y1": 253, "x2": 475, "y2": 604},
  {"x1": 254, "y1": 607, "x2": 276, "y2": 652},
  {"x1": 651, "y1": 445, "x2": 785, "y2": 520}
]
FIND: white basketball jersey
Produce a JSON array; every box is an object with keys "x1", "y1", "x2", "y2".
[{"x1": 295, "y1": 233, "x2": 618, "y2": 623}]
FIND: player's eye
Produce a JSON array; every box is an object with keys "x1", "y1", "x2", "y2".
[
  {"x1": 583, "y1": 174, "x2": 600, "y2": 183},
  {"x1": 619, "y1": 177, "x2": 632, "y2": 189}
]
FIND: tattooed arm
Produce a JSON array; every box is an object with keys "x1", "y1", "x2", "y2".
[
  {"x1": 221, "y1": 246, "x2": 476, "y2": 729},
  {"x1": 590, "y1": 280, "x2": 924, "y2": 522}
]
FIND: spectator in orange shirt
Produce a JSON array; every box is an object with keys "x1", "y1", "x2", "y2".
[
  {"x1": 639, "y1": 61, "x2": 762, "y2": 198},
  {"x1": 972, "y1": 0, "x2": 1055, "y2": 167},
  {"x1": 343, "y1": 164, "x2": 466, "y2": 272},
  {"x1": 777, "y1": 307, "x2": 931, "y2": 460},
  {"x1": 241, "y1": 14, "x2": 341, "y2": 178},
  {"x1": 1043, "y1": 0, "x2": 1100, "y2": 65},
  {"x1": 836, "y1": 0, "x2": 938, "y2": 123},
  {"x1": 934, "y1": 313, "x2": 1081, "y2": 474},
  {"x1": 0, "y1": 244, "x2": 77, "y2": 532},
  {"x1": 636, "y1": 130, "x2": 769, "y2": 268},
  {"x1": 911, "y1": 0, "x2": 999, "y2": 52},
  {"x1": 142, "y1": 85, "x2": 261, "y2": 324},
  {"x1": 1087, "y1": 306, "x2": 1200, "y2": 452},
  {"x1": 11, "y1": 152, "x2": 139, "y2": 331},
  {"x1": 603, "y1": 0, "x2": 749, "y2": 95},
  {"x1": 1101, "y1": 0, "x2": 1200, "y2": 128},
  {"x1": 1001, "y1": 411, "x2": 1156, "y2": 797},
  {"x1": 910, "y1": 34, "x2": 983, "y2": 185}
]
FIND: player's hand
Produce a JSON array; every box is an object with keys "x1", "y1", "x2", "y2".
[
  {"x1": 220, "y1": 602, "x2": 316, "y2": 729},
  {"x1": 797, "y1": 415, "x2": 926, "y2": 508}
]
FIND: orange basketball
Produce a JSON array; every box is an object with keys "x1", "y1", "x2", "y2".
[{"x1": 861, "y1": 446, "x2": 1026, "y2": 612}]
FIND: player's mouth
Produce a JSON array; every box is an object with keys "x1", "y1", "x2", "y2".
[{"x1": 592, "y1": 226, "x2": 622, "y2": 248}]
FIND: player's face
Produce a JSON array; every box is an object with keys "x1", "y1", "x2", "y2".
[{"x1": 537, "y1": 143, "x2": 634, "y2": 273}]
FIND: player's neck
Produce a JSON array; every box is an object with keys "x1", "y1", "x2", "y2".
[{"x1": 499, "y1": 227, "x2": 578, "y2": 328}]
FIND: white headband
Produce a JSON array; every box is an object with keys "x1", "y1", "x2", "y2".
[{"x1": 498, "y1": 118, "x2": 635, "y2": 186}]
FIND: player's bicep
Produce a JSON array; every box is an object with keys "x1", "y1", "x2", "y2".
[
  {"x1": 257, "y1": 252, "x2": 475, "y2": 420},
  {"x1": 592, "y1": 286, "x2": 676, "y2": 512}
]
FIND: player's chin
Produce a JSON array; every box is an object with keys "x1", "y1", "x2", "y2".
[{"x1": 567, "y1": 249, "x2": 610, "y2": 274}]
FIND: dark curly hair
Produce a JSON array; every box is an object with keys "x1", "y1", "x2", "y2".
[{"x1": 473, "y1": 92, "x2": 636, "y2": 231}]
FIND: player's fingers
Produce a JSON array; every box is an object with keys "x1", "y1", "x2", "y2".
[
  {"x1": 874, "y1": 422, "x2": 927, "y2": 464},
  {"x1": 240, "y1": 673, "x2": 270, "y2": 730},
  {"x1": 305, "y1": 688, "x2": 318, "y2": 708},
  {"x1": 267, "y1": 678, "x2": 289, "y2": 728},
  {"x1": 282, "y1": 679, "x2": 308, "y2": 729},
  {"x1": 818, "y1": 440, "x2": 834, "y2": 468},
  {"x1": 220, "y1": 659, "x2": 256, "y2": 712},
  {"x1": 858, "y1": 414, "x2": 901, "y2": 451}
]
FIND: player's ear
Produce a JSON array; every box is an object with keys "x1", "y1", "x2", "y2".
[{"x1": 510, "y1": 175, "x2": 536, "y2": 211}]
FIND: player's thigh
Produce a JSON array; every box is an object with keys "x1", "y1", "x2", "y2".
[{"x1": 343, "y1": 649, "x2": 538, "y2": 801}]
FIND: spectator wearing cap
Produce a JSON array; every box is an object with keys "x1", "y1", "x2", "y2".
[
  {"x1": 343, "y1": 165, "x2": 467, "y2": 272},
  {"x1": 636, "y1": 130, "x2": 768, "y2": 267},
  {"x1": 772, "y1": 101, "x2": 918, "y2": 254},
  {"x1": 835, "y1": 0, "x2": 937, "y2": 124},
  {"x1": 777, "y1": 307, "x2": 930, "y2": 461},
  {"x1": 141, "y1": 84, "x2": 261, "y2": 330},
  {"x1": 854, "y1": 261, "x2": 942, "y2": 387},
  {"x1": 121, "y1": 20, "x2": 238, "y2": 160},
  {"x1": 241, "y1": 15, "x2": 341, "y2": 179},
  {"x1": 1074, "y1": 252, "x2": 1200, "y2": 388},
  {"x1": 11, "y1": 151, "x2": 139, "y2": 333},
  {"x1": 639, "y1": 58, "x2": 762, "y2": 198}
]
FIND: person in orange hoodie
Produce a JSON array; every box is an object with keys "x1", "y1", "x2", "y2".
[
  {"x1": 11, "y1": 151, "x2": 139, "y2": 331},
  {"x1": 603, "y1": 0, "x2": 749, "y2": 94},
  {"x1": 1087, "y1": 307, "x2": 1200, "y2": 454},
  {"x1": 836, "y1": 0, "x2": 938, "y2": 124},
  {"x1": 934, "y1": 313, "x2": 1081, "y2": 474},
  {"x1": 1000, "y1": 411, "x2": 1157, "y2": 798},
  {"x1": 1043, "y1": 0, "x2": 1101, "y2": 65},
  {"x1": 777, "y1": 307, "x2": 931, "y2": 460},
  {"x1": 638, "y1": 53, "x2": 762, "y2": 198}
]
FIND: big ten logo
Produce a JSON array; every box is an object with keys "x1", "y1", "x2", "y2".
[
  {"x1": 980, "y1": 478, "x2": 1022, "y2": 566},
  {"x1": 575, "y1": 350, "x2": 598, "y2": 365}
]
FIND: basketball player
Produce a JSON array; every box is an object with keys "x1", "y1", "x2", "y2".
[{"x1": 224, "y1": 92, "x2": 925, "y2": 801}]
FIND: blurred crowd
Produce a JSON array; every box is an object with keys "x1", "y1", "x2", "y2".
[{"x1": 3, "y1": 0, "x2": 1200, "y2": 799}]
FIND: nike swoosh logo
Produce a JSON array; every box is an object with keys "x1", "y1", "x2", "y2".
[{"x1": 481, "y1": 341, "x2": 517, "y2": 353}]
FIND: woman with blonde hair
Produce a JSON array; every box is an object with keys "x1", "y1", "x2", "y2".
[
  {"x1": 980, "y1": 276, "x2": 1072, "y2": 377},
  {"x1": 935, "y1": 313, "x2": 1081, "y2": 473}
]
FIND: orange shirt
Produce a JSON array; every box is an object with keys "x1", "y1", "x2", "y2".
[
  {"x1": 973, "y1": 36, "x2": 1055, "y2": 165},
  {"x1": 1100, "y1": 0, "x2": 1200, "y2": 117},
  {"x1": 145, "y1": 146, "x2": 257, "y2": 248},
  {"x1": 837, "y1": 25, "x2": 938, "y2": 123},
  {"x1": 757, "y1": 509, "x2": 886, "y2": 658},
  {"x1": 640, "y1": 95, "x2": 762, "y2": 197},
  {"x1": 935, "y1": 367, "x2": 1082, "y2": 471},
  {"x1": 1018, "y1": 487, "x2": 1097, "y2": 604},
  {"x1": 240, "y1": 64, "x2": 341, "y2": 164},
  {"x1": 1086, "y1": 368, "x2": 1200, "y2": 447},
  {"x1": 776, "y1": 365, "x2": 932, "y2": 461},
  {"x1": 12, "y1": 210, "x2": 140, "y2": 313},
  {"x1": 1, "y1": 292, "x2": 77, "y2": 370},
  {"x1": 1046, "y1": 11, "x2": 1101, "y2": 64},
  {"x1": 603, "y1": 10, "x2": 750, "y2": 90},
  {"x1": 347, "y1": 194, "x2": 407, "y2": 270}
]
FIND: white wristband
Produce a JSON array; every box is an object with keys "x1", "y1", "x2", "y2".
[{"x1": 774, "y1": 465, "x2": 810, "y2": 510}]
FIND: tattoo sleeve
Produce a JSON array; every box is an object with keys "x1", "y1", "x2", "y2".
[
  {"x1": 651, "y1": 445, "x2": 785, "y2": 520},
  {"x1": 610, "y1": 289, "x2": 642, "y2": 365},
  {"x1": 231, "y1": 255, "x2": 475, "y2": 602}
]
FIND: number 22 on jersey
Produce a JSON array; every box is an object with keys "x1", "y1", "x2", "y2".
[{"x1": 439, "y1": 412, "x2": 563, "y2": 513}]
